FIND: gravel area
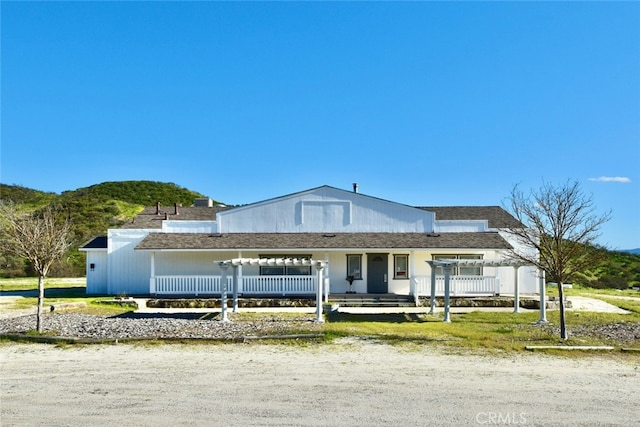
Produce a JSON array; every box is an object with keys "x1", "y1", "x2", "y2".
[
  {"x1": 540, "y1": 322, "x2": 640, "y2": 343},
  {"x1": 0, "y1": 313, "x2": 321, "y2": 340}
]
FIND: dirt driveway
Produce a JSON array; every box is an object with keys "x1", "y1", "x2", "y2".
[{"x1": 1, "y1": 340, "x2": 638, "y2": 426}]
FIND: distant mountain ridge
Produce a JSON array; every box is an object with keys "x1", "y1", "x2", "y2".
[{"x1": 621, "y1": 248, "x2": 640, "y2": 255}]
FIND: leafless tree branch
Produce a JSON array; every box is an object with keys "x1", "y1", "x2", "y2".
[{"x1": 0, "y1": 201, "x2": 74, "y2": 331}]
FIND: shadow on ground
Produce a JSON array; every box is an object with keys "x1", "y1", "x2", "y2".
[
  {"x1": 326, "y1": 312, "x2": 434, "y2": 323},
  {"x1": 0, "y1": 287, "x2": 86, "y2": 298},
  {"x1": 113, "y1": 312, "x2": 222, "y2": 321}
]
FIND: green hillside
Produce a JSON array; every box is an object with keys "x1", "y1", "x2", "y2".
[
  {"x1": 575, "y1": 249, "x2": 640, "y2": 289},
  {"x1": 62, "y1": 180, "x2": 208, "y2": 207},
  {"x1": 0, "y1": 184, "x2": 57, "y2": 207},
  {"x1": 0, "y1": 181, "x2": 217, "y2": 277}
]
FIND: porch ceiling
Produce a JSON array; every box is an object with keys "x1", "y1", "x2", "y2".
[{"x1": 134, "y1": 232, "x2": 512, "y2": 251}]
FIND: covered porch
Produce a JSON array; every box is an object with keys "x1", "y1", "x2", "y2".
[{"x1": 151, "y1": 273, "x2": 503, "y2": 298}]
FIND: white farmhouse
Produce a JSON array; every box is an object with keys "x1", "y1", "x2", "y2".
[{"x1": 80, "y1": 185, "x2": 540, "y2": 302}]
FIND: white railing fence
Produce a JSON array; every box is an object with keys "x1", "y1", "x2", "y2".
[
  {"x1": 241, "y1": 275, "x2": 316, "y2": 295},
  {"x1": 414, "y1": 275, "x2": 500, "y2": 297},
  {"x1": 152, "y1": 275, "x2": 316, "y2": 296}
]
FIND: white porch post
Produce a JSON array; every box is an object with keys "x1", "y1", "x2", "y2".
[
  {"x1": 315, "y1": 263, "x2": 325, "y2": 323},
  {"x1": 409, "y1": 251, "x2": 417, "y2": 305},
  {"x1": 232, "y1": 265, "x2": 239, "y2": 313},
  {"x1": 538, "y1": 269, "x2": 548, "y2": 324},
  {"x1": 149, "y1": 251, "x2": 156, "y2": 295},
  {"x1": 219, "y1": 264, "x2": 230, "y2": 323},
  {"x1": 443, "y1": 265, "x2": 453, "y2": 323},
  {"x1": 238, "y1": 251, "x2": 243, "y2": 295},
  {"x1": 324, "y1": 252, "x2": 329, "y2": 303},
  {"x1": 513, "y1": 266, "x2": 521, "y2": 314},
  {"x1": 429, "y1": 263, "x2": 437, "y2": 315}
]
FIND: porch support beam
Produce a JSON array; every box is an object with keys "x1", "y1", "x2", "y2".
[
  {"x1": 410, "y1": 251, "x2": 417, "y2": 306},
  {"x1": 513, "y1": 266, "x2": 521, "y2": 314},
  {"x1": 324, "y1": 252, "x2": 329, "y2": 303},
  {"x1": 232, "y1": 265, "x2": 239, "y2": 313},
  {"x1": 443, "y1": 265, "x2": 453, "y2": 323},
  {"x1": 537, "y1": 269, "x2": 548, "y2": 324},
  {"x1": 315, "y1": 264, "x2": 325, "y2": 323},
  {"x1": 429, "y1": 263, "x2": 437, "y2": 315},
  {"x1": 219, "y1": 264, "x2": 230, "y2": 322}
]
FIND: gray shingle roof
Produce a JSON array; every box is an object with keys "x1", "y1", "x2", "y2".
[
  {"x1": 416, "y1": 206, "x2": 523, "y2": 229},
  {"x1": 135, "y1": 232, "x2": 512, "y2": 251},
  {"x1": 120, "y1": 206, "x2": 226, "y2": 229}
]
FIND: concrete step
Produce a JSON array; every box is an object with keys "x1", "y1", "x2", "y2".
[{"x1": 328, "y1": 294, "x2": 416, "y2": 307}]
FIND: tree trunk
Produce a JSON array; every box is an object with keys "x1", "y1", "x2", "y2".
[
  {"x1": 558, "y1": 281, "x2": 568, "y2": 340},
  {"x1": 37, "y1": 275, "x2": 45, "y2": 333}
]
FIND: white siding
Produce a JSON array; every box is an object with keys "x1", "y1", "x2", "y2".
[
  {"x1": 434, "y1": 220, "x2": 489, "y2": 232},
  {"x1": 155, "y1": 252, "x2": 224, "y2": 275},
  {"x1": 218, "y1": 187, "x2": 435, "y2": 233},
  {"x1": 85, "y1": 250, "x2": 108, "y2": 295},
  {"x1": 162, "y1": 220, "x2": 217, "y2": 233},
  {"x1": 107, "y1": 230, "x2": 153, "y2": 295}
]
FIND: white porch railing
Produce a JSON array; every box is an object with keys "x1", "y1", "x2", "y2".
[
  {"x1": 241, "y1": 275, "x2": 316, "y2": 295},
  {"x1": 153, "y1": 275, "x2": 225, "y2": 296},
  {"x1": 152, "y1": 275, "x2": 316, "y2": 296},
  {"x1": 414, "y1": 275, "x2": 500, "y2": 297}
]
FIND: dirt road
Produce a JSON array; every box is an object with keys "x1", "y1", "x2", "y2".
[{"x1": 1, "y1": 340, "x2": 638, "y2": 426}]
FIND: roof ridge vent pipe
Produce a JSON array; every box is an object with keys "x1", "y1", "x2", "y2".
[{"x1": 353, "y1": 183, "x2": 358, "y2": 193}]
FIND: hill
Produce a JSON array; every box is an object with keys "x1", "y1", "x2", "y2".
[
  {"x1": 575, "y1": 249, "x2": 640, "y2": 289},
  {"x1": 0, "y1": 184, "x2": 57, "y2": 207},
  {"x1": 61, "y1": 180, "x2": 209, "y2": 207},
  {"x1": 0, "y1": 181, "x2": 219, "y2": 277}
]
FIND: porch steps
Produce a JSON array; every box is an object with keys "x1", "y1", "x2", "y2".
[{"x1": 328, "y1": 294, "x2": 416, "y2": 308}]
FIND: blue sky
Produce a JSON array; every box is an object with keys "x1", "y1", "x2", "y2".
[{"x1": 1, "y1": 1, "x2": 639, "y2": 249}]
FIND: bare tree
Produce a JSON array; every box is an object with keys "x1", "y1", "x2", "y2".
[
  {"x1": 0, "y1": 202, "x2": 73, "y2": 332},
  {"x1": 504, "y1": 181, "x2": 611, "y2": 339}
]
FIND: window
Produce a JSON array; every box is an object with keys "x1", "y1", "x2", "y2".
[
  {"x1": 346, "y1": 254, "x2": 362, "y2": 280},
  {"x1": 432, "y1": 254, "x2": 483, "y2": 276},
  {"x1": 394, "y1": 254, "x2": 409, "y2": 279},
  {"x1": 259, "y1": 255, "x2": 312, "y2": 276}
]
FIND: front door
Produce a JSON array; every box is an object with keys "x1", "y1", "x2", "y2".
[{"x1": 367, "y1": 253, "x2": 388, "y2": 293}]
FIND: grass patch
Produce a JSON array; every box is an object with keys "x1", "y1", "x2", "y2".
[
  {"x1": 322, "y1": 309, "x2": 638, "y2": 353},
  {"x1": 1, "y1": 277, "x2": 134, "y2": 316},
  {"x1": 0, "y1": 277, "x2": 86, "y2": 293}
]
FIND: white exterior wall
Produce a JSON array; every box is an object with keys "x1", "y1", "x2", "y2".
[
  {"x1": 496, "y1": 229, "x2": 539, "y2": 294},
  {"x1": 156, "y1": 251, "x2": 233, "y2": 275},
  {"x1": 495, "y1": 265, "x2": 538, "y2": 295},
  {"x1": 107, "y1": 230, "x2": 154, "y2": 295},
  {"x1": 85, "y1": 250, "x2": 108, "y2": 295},
  {"x1": 217, "y1": 187, "x2": 435, "y2": 233},
  {"x1": 434, "y1": 220, "x2": 488, "y2": 232},
  {"x1": 162, "y1": 220, "x2": 217, "y2": 233}
]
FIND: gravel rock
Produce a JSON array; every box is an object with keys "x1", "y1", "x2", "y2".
[
  {"x1": 0, "y1": 313, "x2": 322, "y2": 340},
  {"x1": 540, "y1": 322, "x2": 640, "y2": 343}
]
